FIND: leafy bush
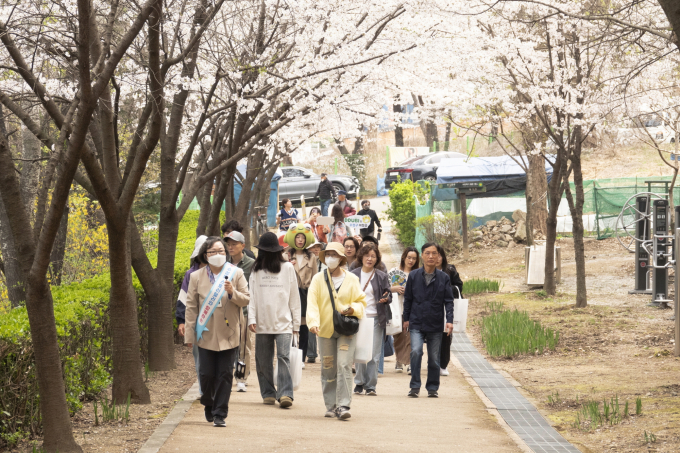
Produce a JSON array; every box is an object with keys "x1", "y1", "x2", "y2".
[
  {"x1": 0, "y1": 211, "x2": 200, "y2": 439},
  {"x1": 416, "y1": 211, "x2": 476, "y2": 257},
  {"x1": 480, "y1": 302, "x2": 559, "y2": 357},
  {"x1": 386, "y1": 179, "x2": 429, "y2": 246}
]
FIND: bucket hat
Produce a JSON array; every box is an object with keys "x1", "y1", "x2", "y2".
[
  {"x1": 255, "y1": 232, "x2": 284, "y2": 252},
  {"x1": 319, "y1": 241, "x2": 347, "y2": 266},
  {"x1": 190, "y1": 235, "x2": 208, "y2": 259}
]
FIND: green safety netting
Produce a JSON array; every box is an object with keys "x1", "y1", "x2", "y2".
[{"x1": 414, "y1": 176, "x2": 680, "y2": 242}]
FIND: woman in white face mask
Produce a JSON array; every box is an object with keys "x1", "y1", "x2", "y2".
[
  {"x1": 307, "y1": 242, "x2": 366, "y2": 420},
  {"x1": 184, "y1": 237, "x2": 250, "y2": 427}
]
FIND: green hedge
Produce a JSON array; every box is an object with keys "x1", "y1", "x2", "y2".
[{"x1": 0, "y1": 211, "x2": 200, "y2": 441}]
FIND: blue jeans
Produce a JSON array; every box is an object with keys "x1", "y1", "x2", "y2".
[
  {"x1": 255, "y1": 333, "x2": 294, "y2": 401},
  {"x1": 378, "y1": 336, "x2": 385, "y2": 374},
  {"x1": 355, "y1": 317, "x2": 384, "y2": 391},
  {"x1": 320, "y1": 199, "x2": 333, "y2": 216},
  {"x1": 409, "y1": 330, "x2": 443, "y2": 392}
]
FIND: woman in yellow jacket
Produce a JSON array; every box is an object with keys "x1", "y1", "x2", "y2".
[{"x1": 307, "y1": 242, "x2": 366, "y2": 420}]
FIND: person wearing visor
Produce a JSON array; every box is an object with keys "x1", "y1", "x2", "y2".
[{"x1": 307, "y1": 242, "x2": 366, "y2": 420}]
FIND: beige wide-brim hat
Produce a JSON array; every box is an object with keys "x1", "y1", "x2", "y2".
[{"x1": 319, "y1": 241, "x2": 347, "y2": 266}]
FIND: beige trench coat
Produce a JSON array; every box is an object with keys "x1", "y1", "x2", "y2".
[{"x1": 184, "y1": 266, "x2": 250, "y2": 351}]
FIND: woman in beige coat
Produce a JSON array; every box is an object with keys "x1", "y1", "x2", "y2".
[{"x1": 185, "y1": 237, "x2": 250, "y2": 427}]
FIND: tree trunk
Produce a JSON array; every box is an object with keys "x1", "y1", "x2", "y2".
[
  {"x1": 49, "y1": 201, "x2": 69, "y2": 286},
  {"x1": 20, "y1": 110, "x2": 42, "y2": 222},
  {"x1": 528, "y1": 154, "x2": 548, "y2": 236},
  {"x1": 564, "y1": 132, "x2": 587, "y2": 308},
  {"x1": 393, "y1": 104, "x2": 404, "y2": 147},
  {"x1": 443, "y1": 117, "x2": 452, "y2": 151},
  {"x1": 196, "y1": 181, "x2": 212, "y2": 237},
  {"x1": 524, "y1": 181, "x2": 535, "y2": 247},
  {"x1": 0, "y1": 194, "x2": 26, "y2": 306},
  {"x1": 107, "y1": 220, "x2": 150, "y2": 403},
  {"x1": 544, "y1": 152, "x2": 567, "y2": 296}
]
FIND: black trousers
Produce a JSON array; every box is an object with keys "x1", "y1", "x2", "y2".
[
  {"x1": 198, "y1": 346, "x2": 238, "y2": 418},
  {"x1": 298, "y1": 288, "x2": 309, "y2": 359},
  {"x1": 440, "y1": 332, "x2": 452, "y2": 369}
]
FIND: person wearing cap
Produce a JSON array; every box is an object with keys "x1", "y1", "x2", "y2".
[
  {"x1": 315, "y1": 173, "x2": 336, "y2": 217},
  {"x1": 357, "y1": 199, "x2": 382, "y2": 239},
  {"x1": 333, "y1": 190, "x2": 356, "y2": 218},
  {"x1": 307, "y1": 242, "x2": 366, "y2": 420},
  {"x1": 225, "y1": 231, "x2": 255, "y2": 392},
  {"x1": 247, "y1": 232, "x2": 301, "y2": 408},
  {"x1": 221, "y1": 219, "x2": 255, "y2": 259},
  {"x1": 176, "y1": 235, "x2": 208, "y2": 396}
]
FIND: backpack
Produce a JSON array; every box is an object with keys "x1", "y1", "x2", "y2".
[{"x1": 331, "y1": 222, "x2": 347, "y2": 243}]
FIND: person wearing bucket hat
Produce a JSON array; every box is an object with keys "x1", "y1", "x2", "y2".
[
  {"x1": 307, "y1": 242, "x2": 366, "y2": 420},
  {"x1": 176, "y1": 235, "x2": 208, "y2": 396},
  {"x1": 248, "y1": 232, "x2": 301, "y2": 408}
]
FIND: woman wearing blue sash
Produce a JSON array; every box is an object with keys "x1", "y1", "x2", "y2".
[
  {"x1": 276, "y1": 198, "x2": 301, "y2": 232},
  {"x1": 185, "y1": 237, "x2": 250, "y2": 427}
]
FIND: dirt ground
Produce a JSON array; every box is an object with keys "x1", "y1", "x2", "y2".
[
  {"x1": 8, "y1": 344, "x2": 196, "y2": 453},
  {"x1": 456, "y1": 236, "x2": 680, "y2": 452}
]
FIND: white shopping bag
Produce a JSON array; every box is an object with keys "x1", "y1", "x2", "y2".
[
  {"x1": 453, "y1": 287, "x2": 468, "y2": 333},
  {"x1": 274, "y1": 336, "x2": 303, "y2": 390},
  {"x1": 386, "y1": 293, "x2": 403, "y2": 335},
  {"x1": 354, "y1": 316, "x2": 374, "y2": 364}
]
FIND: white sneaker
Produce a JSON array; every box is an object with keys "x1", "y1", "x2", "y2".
[
  {"x1": 237, "y1": 382, "x2": 247, "y2": 392},
  {"x1": 407, "y1": 366, "x2": 411, "y2": 375},
  {"x1": 302, "y1": 362, "x2": 306, "y2": 369},
  {"x1": 440, "y1": 368, "x2": 449, "y2": 376}
]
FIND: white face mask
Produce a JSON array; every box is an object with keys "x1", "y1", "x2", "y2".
[
  {"x1": 208, "y1": 254, "x2": 227, "y2": 267},
  {"x1": 325, "y1": 256, "x2": 341, "y2": 270}
]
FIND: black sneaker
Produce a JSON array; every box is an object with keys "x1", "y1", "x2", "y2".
[
  {"x1": 408, "y1": 388, "x2": 419, "y2": 398},
  {"x1": 213, "y1": 416, "x2": 226, "y2": 427},
  {"x1": 366, "y1": 390, "x2": 377, "y2": 396},
  {"x1": 428, "y1": 390, "x2": 439, "y2": 398},
  {"x1": 204, "y1": 406, "x2": 214, "y2": 422},
  {"x1": 336, "y1": 406, "x2": 351, "y2": 420},
  {"x1": 307, "y1": 357, "x2": 316, "y2": 363},
  {"x1": 353, "y1": 385, "x2": 364, "y2": 395}
]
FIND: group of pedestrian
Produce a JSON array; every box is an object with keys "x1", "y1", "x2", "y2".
[{"x1": 176, "y1": 191, "x2": 462, "y2": 426}]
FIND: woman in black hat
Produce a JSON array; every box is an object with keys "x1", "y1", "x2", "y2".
[{"x1": 247, "y1": 232, "x2": 302, "y2": 408}]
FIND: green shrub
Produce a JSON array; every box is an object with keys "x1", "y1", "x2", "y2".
[
  {"x1": 480, "y1": 302, "x2": 559, "y2": 357},
  {"x1": 386, "y1": 179, "x2": 429, "y2": 246},
  {"x1": 416, "y1": 212, "x2": 476, "y2": 257},
  {"x1": 0, "y1": 211, "x2": 200, "y2": 439}
]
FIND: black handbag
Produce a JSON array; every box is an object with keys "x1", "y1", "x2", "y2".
[{"x1": 324, "y1": 271, "x2": 360, "y2": 336}]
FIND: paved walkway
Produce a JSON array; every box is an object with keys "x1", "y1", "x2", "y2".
[{"x1": 158, "y1": 353, "x2": 521, "y2": 453}]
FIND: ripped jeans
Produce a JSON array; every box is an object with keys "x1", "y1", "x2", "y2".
[{"x1": 317, "y1": 331, "x2": 356, "y2": 411}]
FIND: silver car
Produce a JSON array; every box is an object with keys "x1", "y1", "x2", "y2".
[{"x1": 278, "y1": 166, "x2": 359, "y2": 201}]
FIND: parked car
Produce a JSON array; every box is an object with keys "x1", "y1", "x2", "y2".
[
  {"x1": 277, "y1": 166, "x2": 359, "y2": 202},
  {"x1": 385, "y1": 151, "x2": 467, "y2": 188}
]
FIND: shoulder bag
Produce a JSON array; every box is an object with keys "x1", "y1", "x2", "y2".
[{"x1": 324, "y1": 271, "x2": 360, "y2": 336}]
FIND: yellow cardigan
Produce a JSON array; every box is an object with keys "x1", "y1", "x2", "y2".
[{"x1": 307, "y1": 268, "x2": 366, "y2": 339}]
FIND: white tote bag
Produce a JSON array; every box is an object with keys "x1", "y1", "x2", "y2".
[
  {"x1": 274, "y1": 335, "x2": 303, "y2": 390},
  {"x1": 385, "y1": 293, "x2": 403, "y2": 335},
  {"x1": 354, "y1": 316, "x2": 374, "y2": 364},
  {"x1": 452, "y1": 287, "x2": 468, "y2": 333}
]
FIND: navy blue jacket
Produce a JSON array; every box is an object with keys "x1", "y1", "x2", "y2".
[{"x1": 403, "y1": 267, "x2": 454, "y2": 332}]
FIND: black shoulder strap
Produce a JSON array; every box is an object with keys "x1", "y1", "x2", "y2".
[{"x1": 324, "y1": 270, "x2": 337, "y2": 312}]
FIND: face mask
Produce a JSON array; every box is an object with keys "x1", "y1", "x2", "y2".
[
  {"x1": 325, "y1": 256, "x2": 340, "y2": 269},
  {"x1": 208, "y1": 254, "x2": 227, "y2": 267}
]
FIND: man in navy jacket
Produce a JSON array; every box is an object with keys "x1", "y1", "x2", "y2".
[{"x1": 403, "y1": 242, "x2": 454, "y2": 398}]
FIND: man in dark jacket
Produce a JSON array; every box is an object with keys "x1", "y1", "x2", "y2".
[
  {"x1": 357, "y1": 200, "x2": 382, "y2": 238},
  {"x1": 314, "y1": 173, "x2": 336, "y2": 216},
  {"x1": 403, "y1": 242, "x2": 454, "y2": 398}
]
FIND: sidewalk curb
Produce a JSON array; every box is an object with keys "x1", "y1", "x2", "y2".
[{"x1": 137, "y1": 382, "x2": 200, "y2": 453}]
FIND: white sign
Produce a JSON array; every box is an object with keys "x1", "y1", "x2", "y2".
[
  {"x1": 317, "y1": 216, "x2": 335, "y2": 226},
  {"x1": 344, "y1": 215, "x2": 372, "y2": 229}
]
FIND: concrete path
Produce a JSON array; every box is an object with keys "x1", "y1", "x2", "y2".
[{"x1": 159, "y1": 353, "x2": 521, "y2": 453}]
